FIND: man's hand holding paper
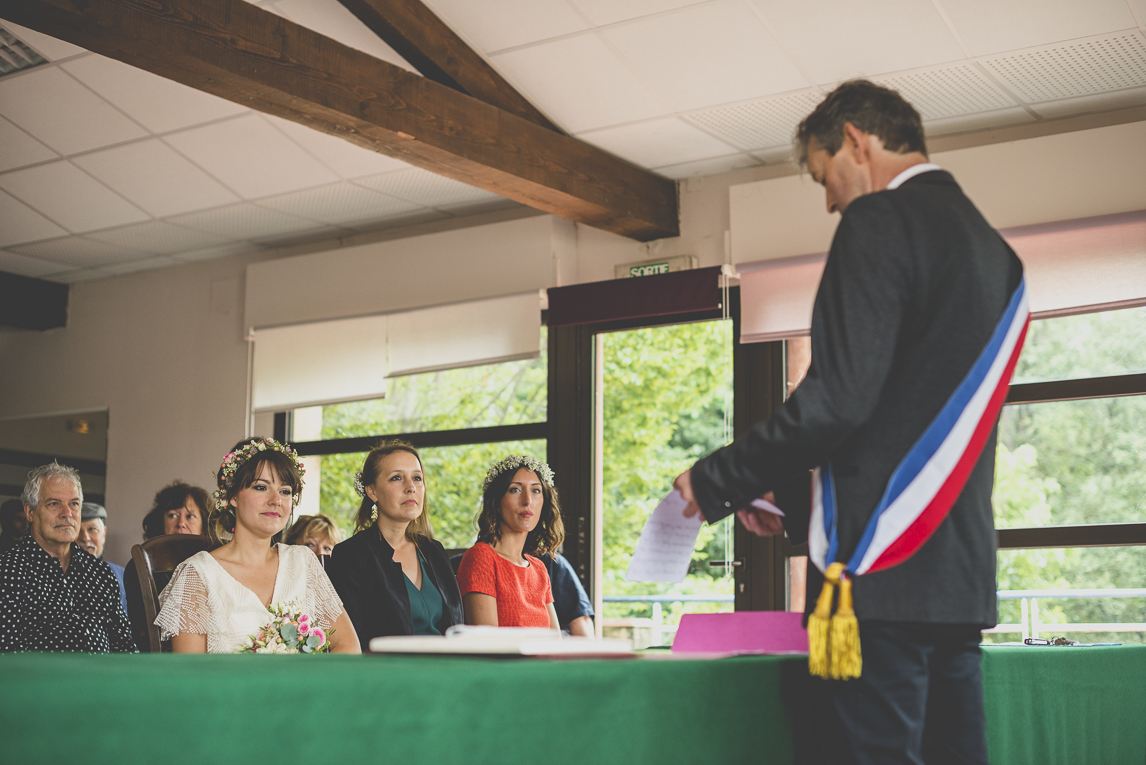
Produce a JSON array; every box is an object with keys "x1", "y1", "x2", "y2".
[{"x1": 673, "y1": 469, "x2": 785, "y2": 537}]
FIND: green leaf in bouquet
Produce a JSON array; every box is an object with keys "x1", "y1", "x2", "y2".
[
  {"x1": 281, "y1": 623, "x2": 299, "y2": 644},
  {"x1": 306, "y1": 635, "x2": 321, "y2": 649}
]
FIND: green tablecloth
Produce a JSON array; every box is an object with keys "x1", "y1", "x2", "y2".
[
  {"x1": 2, "y1": 646, "x2": 1143, "y2": 764},
  {"x1": 981, "y1": 644, "x2": 1146, "y2": 765}
]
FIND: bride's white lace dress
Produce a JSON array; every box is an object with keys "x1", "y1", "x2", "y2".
[{"x1": 156, "y1": 544, "x2": 343, "y2": 653}]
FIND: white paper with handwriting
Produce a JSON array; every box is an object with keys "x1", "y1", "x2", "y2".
[{"x1": 625, "y1": 490, "x2": 703, "y2": 583}]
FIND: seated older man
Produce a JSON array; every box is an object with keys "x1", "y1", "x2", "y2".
[
  {"x1": 78, "y1": 502, "x2": 129, "y2": 615},
  {"x1": 0, "y1": 463, "x2": 136, "y2": 652}
]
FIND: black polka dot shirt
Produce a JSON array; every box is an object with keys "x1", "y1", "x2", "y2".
[{"x1": 0, "y1": 535, "x2": 137, "y2": 653}]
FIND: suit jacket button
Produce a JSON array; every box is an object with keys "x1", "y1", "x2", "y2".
[{"x1": 724, "y1": 501, "x2": 731, "y2": 507}]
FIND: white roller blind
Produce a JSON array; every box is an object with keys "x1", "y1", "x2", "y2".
[
  {"x1": 388, "y1": 293, "x2": 541, "y2": 377},
  {"x1": 252, "y1": 314, "x2": 387, "y2": 411},
  {"x1": 738, "y1": 211, "x2": 1146, "y2": 343}
]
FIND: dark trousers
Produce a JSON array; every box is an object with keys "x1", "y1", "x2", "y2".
[{"x1": 788, "y1": 621, "x2": 989, "y2": 765}]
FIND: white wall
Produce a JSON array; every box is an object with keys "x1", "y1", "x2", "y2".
[{"x1": 2, "y1": 117, "x2": 1145, "y2": 563}]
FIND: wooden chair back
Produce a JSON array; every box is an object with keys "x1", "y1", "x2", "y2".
[{"x1": 130, "y1": 534, "x2": 212, "y2": 653}]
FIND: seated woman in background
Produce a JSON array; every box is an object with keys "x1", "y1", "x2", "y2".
[
  {"x1": 456, "y1": 456, "x2": 562, "y2": 630},
  {"x1": 155, "y1": 438, "x2": 359, "y2": 654},
  {"x1": 326, "y1": 441, "x2": 463, "y2": 650},
  {"x1": 284, "y1": 513, "x2": 343, "y2": 559},
  {"x1": 124, "y1": 481, "x2": 211, "y2": 652}
]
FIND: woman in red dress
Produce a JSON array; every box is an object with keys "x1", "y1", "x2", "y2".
[{"x1": 456, "y1": 456, "x2": 564, "y2": 629}]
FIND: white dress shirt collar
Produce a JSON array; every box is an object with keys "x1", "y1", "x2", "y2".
[{"x1": 886, "y1": 162, "x2": 942, "y2": 190}]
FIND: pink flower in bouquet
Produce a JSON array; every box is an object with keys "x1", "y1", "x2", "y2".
[
  {"x1": 298, "y1": 621, "x2": 311, "y2": 637},
  {"x1": 310, "y1": 627, "x2": 326, "y2": 647},
  {"x1": 298, "y1": 613, "x2": 310, "y2": 626}
]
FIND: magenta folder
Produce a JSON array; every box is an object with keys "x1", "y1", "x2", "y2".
[{"x1": 671, "y1": 611, "x2": 808, "y2": 654}]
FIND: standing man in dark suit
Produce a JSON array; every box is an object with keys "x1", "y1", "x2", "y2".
[{"x1": 675, "y1": 80, "x2": 1026, "y2": 764}]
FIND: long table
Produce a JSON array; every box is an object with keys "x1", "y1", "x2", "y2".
[{"x1": 2, "y1": 646, "x2": 1143, "y2": 764}]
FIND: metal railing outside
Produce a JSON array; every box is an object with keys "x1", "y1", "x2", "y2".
[{"x1": 602, "y1": 595, "x2": 733, "y2": 646}]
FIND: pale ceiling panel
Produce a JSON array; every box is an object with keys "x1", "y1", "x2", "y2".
[
  {"x1": 685, "y1": 89, "x2": 824, "y2": 151},
  {"x1": 85, "y1": 221, "x2": 231, "y2": 255},
  {"x1": 1, "y1": 20, "x2": 86, "y2": 60},
  {"x1": 752, "y1": 0, "x2": 964, "y2": 84},
  {"x1": 579, "y1": 116, "x2": 736, "y2": 168},
  {"x1": 11, "y1": 235, "x2": 151, "y2": 268},
  {"x1": 654, "y1": 152, "x2": 761, "y2": 179},
  {"x1": 602, "y1": 0, "x2": 808, "y2": 111},
  {"x1": 982, "y1": 32, "x2": 1146, "y2": 103},
  {"x1": 423, "y1": 0, "x2": 589, "y2": 53},
  {"x1": 0, "y1": 66, "x2": 148, "y2": 155},
  {"x1": 258, "y1": 182, "x2": 421, "y2": 225},
  {"x1": 938, "y1": 0, "x2": 1138, "y2": 57},
  {"x1": 170, "y1": 242, "x2": 263, "y2": 263},
  {"x1": 99, "y1": 256, "x2": 182, "y2": 276},
  {"x1": 0, "y1": 161, "x2": 149, "y2": 233},
  {"x1": 872, "y1": 64, "x2": 1016, "y2": 121},
  {"x1": 1029, "y1": 85, "x2": 1146, "y2": 119},
  {"x1": 0, "y1": 249, "x2": 68, "y2": 278},
  {"x1": 272, "y1": 0, "x2": 416, "y2": 71},
  {"x1": 263, "y1": 115, "x2": 413, "y2": 178},
  {"x1": 0, "y1": 190, "x2": 67, "y2": 247},
  {"x1": 570, "y1": 0, "x2": 708, "y2": 26},
  {"x1": 163, "y1": 114, "x2": 340, "y2": 199},
  {"x1": 491, "y1": 33, "x2": 667, "y2": 132},
  {"x1": 355, "y1": 167, "x2": 504, "y2": 208},
  {"x1": 0, "y1": 115, "x2": 57, "y2": 173},
  {"x1": 923, "y1": 106, "x2": 1033, "y2": 136},
  {"x1": 72, "y1": 139, "x2": 241, "y2": 218},
  {"x1": 168, "y1": 202, "x2": 321, "y2": 240},
  {"x1": 61, "y1": 54, "x2": 250, "y2": 134}
]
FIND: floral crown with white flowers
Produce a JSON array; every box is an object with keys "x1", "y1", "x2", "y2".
[
  {"x1": 482, "y1": 455, "x2": 555, "y2": 492},
  {"x1": 212, "y1": 437, "x2": 305, "y2": 514}
]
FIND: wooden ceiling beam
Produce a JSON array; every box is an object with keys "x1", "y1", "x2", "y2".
[
  {"x1": 1, "y1": 0, "x2": 678, "y2": 241},
  {"x1": 336, "y1": 0, "x2": 562, "y2": 133}
]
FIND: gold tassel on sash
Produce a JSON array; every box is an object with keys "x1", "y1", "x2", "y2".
[{"x1": 807, "y1": 562, "x2": 862, "y2": 680}]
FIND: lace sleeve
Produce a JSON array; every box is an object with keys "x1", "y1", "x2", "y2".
[
  {"x1": 303, "y1": 552, "x2": 344, "y2": 631},
  {"x1": 155, "y1": 558, "x2": 211, "y2": 640}
]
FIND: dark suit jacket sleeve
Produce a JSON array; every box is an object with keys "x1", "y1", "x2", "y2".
[
  {"x1": 324, "y1": 544, "x2": 372, "y2": 652},
  {"x1": 692, "y1": 194, "x2": 914, "y2": 525}
]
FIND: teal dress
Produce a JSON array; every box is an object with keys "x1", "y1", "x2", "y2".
[{"x1": 403, "y1": 549, "x2": 444, "y2": 636}]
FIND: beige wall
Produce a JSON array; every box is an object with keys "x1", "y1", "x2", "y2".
[{"x1": 1, "y1": 117, "x2": 1144, "y2": 563}]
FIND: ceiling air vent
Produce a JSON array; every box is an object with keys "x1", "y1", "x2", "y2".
[{"x1": 0, "y1": 26, "x2": 47, "y2": 77}]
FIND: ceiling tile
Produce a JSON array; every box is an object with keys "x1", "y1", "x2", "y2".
[
  {"x1": 0, "y1": 66, "x2": 148, "y2": 155},
  {"x1": 0, "y1": 161, "x2": 149, "y2": 233},
  {"x1": 1, "y1": 21, "x2": 86, "y2": 60},
  {"x1": 579, "y1": 117, "x2": 736, "y2": 168},
  {"x1": 11, "y1": 235, "x2": 152, "y2": 268},
  {"x1": 61, "y1": 54, "x2": 250, "y2": 134},
  {"x1": 72, "y1": 139, "x2": 240, "y2": 218},
  {"x1": 164, "y1": 114, "x2": 340, "y2": 199},
  {"x1": 490, "y1": 33, "x2": 667, "y2": 132},
  {"x1": 98, "y1": 256, "x2": 182, "y2": 276},
  {"x1": 271, "y1": 0, "x2": 415, "y2": 71},
  {"x1": 570, "y1": 0, "x2": 709, "y2": 26},
  {"x1": 939, "y1": 0, "x2": 1137, "y2": 57},
  {"x1": 258, "y1": 182, "x2": 421, "y2": 224},
  {"x1": 602, "y1": 0, "x2": 809, "y2": 111},
  {"x1": 922, "y1": 106, "x2": 1034, "y2": 136},
  {"x1": 981, "y1": 32, "x2": 1146, "y2": 103},
  {"x1": 0, "y1": 190, "x2": 67, "y2": 247},
  {"x1": 170, "y1": 242, "x2": 264, "y2": 263},
  {"x1": 752, "y1": 0, "x2": 965, "y2": 84},
  {"x1": 168, "y1": 202, "x2": 321, "y2": 240},
  {"x1": 0, "y1": 249, "x2": 69, "y2": 278},
  {"x1": 685, "y1": 89, "x2": 824, "y2": 151},
  {"x1": 1027, "y1": 85, "x2": 1146, "y2": 119},
  {"x1": 354, "y1": 168, "x2": 503, "y2": 208},
  {"x1": 653, "y1": 152, "x2": 761, "y2": 179},
  {"x1": 0, "y1": 115, "x2": 57, "y2": 173},
  {"x1": 263, "y1": 115, "x2": 413, "y2": 178},
  {"x1": 423, "y1": 0, "x2": 589, "y2": 53},
  {"x1": 872, "y1": 64, "x2": 1016, "y2": 121},
  {"x1": 85, "y1": 221, "x2": 231, "y2": 255}
]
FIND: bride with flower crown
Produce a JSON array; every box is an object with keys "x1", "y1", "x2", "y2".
[{"x1": 155, "y1": 438, "x2": 360, "y2": 653}]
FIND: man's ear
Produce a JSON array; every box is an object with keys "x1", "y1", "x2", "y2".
[{"x1": 843, "y1": 122, "x2": 869, "y2": 163}]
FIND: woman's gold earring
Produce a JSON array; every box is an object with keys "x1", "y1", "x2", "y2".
[{"x1": 370, "y1": 504, "x2": 379, "y2": 522}]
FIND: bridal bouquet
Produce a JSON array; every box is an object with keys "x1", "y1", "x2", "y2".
[{"x1": 237, "y1": 603, "x2": 331, "y2": 654}]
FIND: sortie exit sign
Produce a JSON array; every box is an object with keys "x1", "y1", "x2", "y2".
[{"x1": 615, "y1": 255, "x2": 697, "y2": 279}]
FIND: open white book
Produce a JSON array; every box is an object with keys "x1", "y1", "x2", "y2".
[{"x1": 369, "y1": 625, "x2": 634, "y2": 657}]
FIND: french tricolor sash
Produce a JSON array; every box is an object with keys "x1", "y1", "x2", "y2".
[{"x1": 805, "y1": 278, "x2": 1029, "y2": 679}]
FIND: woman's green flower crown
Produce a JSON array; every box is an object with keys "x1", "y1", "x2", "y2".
[
  {"x1": 482, "y1": 455, "x2": 555, "y2": 492},
  {"x1": 212, "y1": 437, "x2": 305, "y2": 513}
]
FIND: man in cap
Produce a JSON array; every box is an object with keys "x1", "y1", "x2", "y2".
[
  {"x1": 78, "y1": 502, "x2": 128, "y2": 614},
  {"x1": 0, "y1": 463, "x2": 135, "y2": 652}
]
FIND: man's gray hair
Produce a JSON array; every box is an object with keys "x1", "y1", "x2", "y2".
[{"x1": 22, "y1": 462, "x2": 83, "y2": 509}]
